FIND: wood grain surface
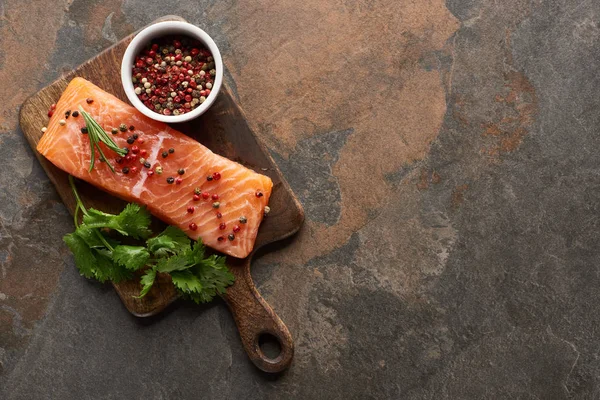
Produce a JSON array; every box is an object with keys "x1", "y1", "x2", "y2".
[{"x1": 18, "y1": 16, "x2": 303, "y2": 373}]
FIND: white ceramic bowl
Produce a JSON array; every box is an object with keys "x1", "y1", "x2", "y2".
[{"x1": 121, "y1": 21, "x2": 223, "y2": 123}]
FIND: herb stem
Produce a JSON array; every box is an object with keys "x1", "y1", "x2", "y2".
[
  {"x1": 74, "y1": 203, "x2": 80, "y2": 228},
  {"x1": 96, "y1": 231, "x2": 115, "y2": 252},
  {"x1": 79, "y1": 106, "x2": 127, "y2": 173},
  {"x1": 69, "y1": 175, "x2": 89, "y2": 216}
]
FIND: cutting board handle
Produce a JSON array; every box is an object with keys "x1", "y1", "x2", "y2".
[{"x1": 223, "y1": 256, "x2": 294, "y2": 373}]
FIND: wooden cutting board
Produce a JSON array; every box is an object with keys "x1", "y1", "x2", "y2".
[{"x1": 18, "y1": 16, "x2": 303, "y2": 373}]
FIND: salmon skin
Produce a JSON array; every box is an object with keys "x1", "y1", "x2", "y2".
[{"x1": 37, "y1": 77, "x2": 272, "y2": 259}]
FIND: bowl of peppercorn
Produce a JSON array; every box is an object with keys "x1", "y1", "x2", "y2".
[{"x1": 121, "y1": 21, "x2": 223, "y2": 123}]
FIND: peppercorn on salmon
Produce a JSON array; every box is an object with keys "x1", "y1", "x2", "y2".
[{"x1": 37, "y1": 77, "x2": 272, "y2": 258}]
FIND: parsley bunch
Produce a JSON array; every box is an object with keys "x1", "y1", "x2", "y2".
[{"x1": 63, "y1": 176, "x2": 234, "y2": 303}]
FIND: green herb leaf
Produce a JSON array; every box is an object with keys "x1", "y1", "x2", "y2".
[
  {"x1": 185, "y1": 254, "x2": 233, "y2": 304},
  {"x1": 63, "y1": 232, "x2": 97, "y2": 279},
  {"x1": 136, "y1": 268, "x2": 157, "y2": 298},
  {"x1": 155, "y1": 252, "x2": 193, "y2": 273},
  {"x1": 112, "y1": 245, "x2": 150, "y2": 271},
  {"x1": 146, "y1": 226, "x2": 190, "y2": 257},
  {"x1": 186, "y1": 241, "x2": 206, "y2": 265},
  {"x1": 83, "y1": 204, "x2": 152, "y2": 239},
  {"x1": 74, "y1": 226, "x2": 105, "y2": 248},
  {"x1": 94, "y1": 248, "x2": 131, "y2": 283},
  {"x1": 170, "y1": 270, "x2": 203, "y2": 293}
]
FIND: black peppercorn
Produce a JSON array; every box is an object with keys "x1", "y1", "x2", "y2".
[
  {"x1": 168, "y1": 148, "x2": 175, "y2": 154},
  {"x1": 132, "y1": 133, "x2": 138, "y2": 139},
  {"x1": 206, "y1": 175, "x2": 213, "y2": 181},
  {"x1": 127, "y1": 137, "x2": 135, "y2": 144},
  {"x1": 129, "y1": 126, "x2": 135, "y2": 131},
  {"x1": 178, "y1": 168, "x2": 185, "y2": 175},
  {"x1": 143, "y1": 162, "x2": 151, "y2": 168},
  {"x1": 162, "y1": 151, "x2": 168, "y2": 158},
  {"x1": 166, "y1": 177, "x2": 175, "y2": 184},
  {"x1": 71, "y1": 111, "x2": 79, "y2": 117},
  {"x1": 122, "y1": 167, "x2": 130, "y2": 174},
  {"x1": 80, "y1": 127, "x2": 88, "y2": 134},
  {"x1": 228, "y1": 234, "x2": 235, "y2": 241}
]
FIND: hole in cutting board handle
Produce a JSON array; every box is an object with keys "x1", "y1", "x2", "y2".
[{"x1": 257, "y1": 332, "x2": 283, "y2": 362}]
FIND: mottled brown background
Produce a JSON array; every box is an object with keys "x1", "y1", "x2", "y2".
[{"x1": 1, "y1": 0, "x2": 600, "y2": 398}]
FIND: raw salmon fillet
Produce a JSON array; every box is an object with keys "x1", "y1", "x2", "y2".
[{"x1": 37, "y1": 77, "x2": 272, "y2": 258}]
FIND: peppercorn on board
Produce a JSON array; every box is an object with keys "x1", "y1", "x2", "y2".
[{"x1": 19, "y1": 16, "x2": 303, "y2": 373}]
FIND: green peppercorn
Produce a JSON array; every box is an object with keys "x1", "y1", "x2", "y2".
[
  {"x1": 155, "y1": 166, "x2": 163, "y2": 175},
  {"x1": 119, "y1": 123, "x2": 127, "y2": 132},
  {"x1": 194, "y1": 187, "x2": 201, "y2": 195},
  {"x1": 212, "y1": 202, "x2": 220, "y2": 208},
  {"x1": 111, "y1": 128, "x2": 118, "y2": 134},
  {"x1": 239, "y1": 216, "x2": 247, "y2": 224}
]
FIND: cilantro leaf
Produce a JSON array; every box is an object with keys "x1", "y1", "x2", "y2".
[
  {"x1": 194, "y1": 254, "x2": 234, "y2": 295},
  {"x1": 186, "y1": 254, "x2": 234, "y2": 304},
  {"x1": 94, "y1": 248, "x2": 132, "y2": 283},
  {"x1": 112, "y1": 245, "x2": 150, "y2": 271},
  {"x1": 63, "y1": 232, "x2": 96, "y2": 279},
  {"x1": 75, "y1": 226, "x2": 119, "y2": 249},
  {"x1": 146, "y1": 226, "x2": 190, "y2": 257},
  {"x1": 74, "y1": 226, "x2": 104, "y2": 248},
  {"x1": 83, "y1": 204, "x2": 152, "y2": 239},
  {"x1": 186, "y1": 241, "x2": 206, "y2": 265},
  {"x1": 136, "y1": 268, "x2": 157, "y2": 298},
  {"x1": 63, "y1": 234, "x2": 131, "y2": 283},
  {"x1": 155, "y1": 252, "x2": 193, "y2": 273},
  {"x1": 170, "y1": 270, "x2": 203, "y2": 293}
]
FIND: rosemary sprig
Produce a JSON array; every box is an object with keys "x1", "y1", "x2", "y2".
[{"x1": 79, "y1": 106, "x2": 127, "y2": 173}]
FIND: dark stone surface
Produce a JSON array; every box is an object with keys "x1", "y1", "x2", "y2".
[{"x1": 1, "y1": 0, "x2": 600, "y2": 398}]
